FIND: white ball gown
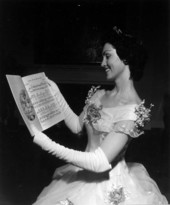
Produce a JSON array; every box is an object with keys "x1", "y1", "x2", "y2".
[{"x1": 32, "y1": 89, "x2": 168, "y2": 205}]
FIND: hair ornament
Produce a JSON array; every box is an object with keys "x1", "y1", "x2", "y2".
[{"x1": 113, "y1": 26, "x2": 122, "y2": 35}]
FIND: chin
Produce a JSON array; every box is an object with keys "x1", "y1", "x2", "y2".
[
  {"x1": 106, "y1": 74, "x2": 115, "y2": 81},
  {"x1": 106, "y1": 76, "x2": 115, "y2": 81}
]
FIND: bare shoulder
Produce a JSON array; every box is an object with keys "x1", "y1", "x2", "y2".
[
  {"x1": 100, "y1": 89, "x2": 142, "y2": 108},
  {"x1": 126, "y1": 94, "x2": 142, "y2": 105},
  {"x1": 117, "y1": 91, "x2": 142, "y2": 106}
]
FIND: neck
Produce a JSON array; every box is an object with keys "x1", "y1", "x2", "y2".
[
  {"x1": 112, "y1": 66, "x2": 134, "y2": 94},
  {"x1": 115, "y1": 78, "x2": 134, "y2": 94}
]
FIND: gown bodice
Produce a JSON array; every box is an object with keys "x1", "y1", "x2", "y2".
[{"x1": 82, "y1": 89, "x2": 144, "y2": 152}]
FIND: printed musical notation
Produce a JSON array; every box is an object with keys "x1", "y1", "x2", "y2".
[
  {"x1": 39, "y1": 109, "x2": 61, "y2": 123},
  {"x1": 23, "y1": 73, "x2": 63, "y2": 126}
]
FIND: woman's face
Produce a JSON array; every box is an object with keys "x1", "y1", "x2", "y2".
[{"x1": 101, "y1": 43, "x2": 126, "y2": 80}]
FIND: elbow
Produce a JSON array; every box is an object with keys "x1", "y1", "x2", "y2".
[
  {"x1": 64, "y1": 120, "x2": 82, "y2": 134},
  {"x1": 94, "y1": 167, "x2": 111, "y2": 173},
  {"x1": 69, "y1": 127, "x2": 82, "y2": 135},
  {"x1": 93, "y1": 163, "x2": 112, "y2": 173}
]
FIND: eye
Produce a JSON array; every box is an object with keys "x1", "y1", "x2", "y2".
[{"x1": 105, "y1": 54, "x2": 111, "y2": 59}]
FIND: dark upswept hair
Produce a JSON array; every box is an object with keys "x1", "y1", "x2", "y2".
[{"x1": 101, "y1": 27, "x2": 148, "y2": 81}]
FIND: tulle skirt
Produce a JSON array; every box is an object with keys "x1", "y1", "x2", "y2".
[{"x1": 32, "y1": 159, "x2": 168, "y2": 205}]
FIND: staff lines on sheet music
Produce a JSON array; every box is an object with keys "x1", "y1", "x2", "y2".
[{"x1": 39, "y1": 109, "x2": 62, "y2": 123}]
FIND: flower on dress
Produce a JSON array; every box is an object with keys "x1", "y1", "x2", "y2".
[
  {"x1": 85, "y1": 85, "x2": 101, "y2": 105},
  {"x1": 84, "y1": 103, "x2": 103, "y2": 124},
  {"x1": 134, "y1": 100, "x2": 154, "y2": 134},
  {"x1": 58, "y1": 198, "x2": 74, "y2": 205},
  {"x1": 84, "y1": 86, "x2": 102, "y2": 124},
  {"x1": 105, "y1": 186, "x2": 125, "y2": 205}
]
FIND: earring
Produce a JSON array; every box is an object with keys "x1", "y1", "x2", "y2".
[{"x1": 123, "y1": 59, "x2": 128, "y2": 65}]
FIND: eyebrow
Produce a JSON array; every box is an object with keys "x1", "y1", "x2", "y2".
[{"x1": 102, "y1": 50, "x2": 112, "y2": 56}]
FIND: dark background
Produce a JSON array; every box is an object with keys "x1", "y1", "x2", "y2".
[{"x1": 0, "y1": 0, "x2": 170, "y2": 204}]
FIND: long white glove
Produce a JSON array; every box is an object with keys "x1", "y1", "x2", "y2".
[
  {"x1": 48, "y1": 79, "x2": 82, "y2": 134},
  {"x1": 32, "y1": 127, "x2": 111, "y2": 173}
]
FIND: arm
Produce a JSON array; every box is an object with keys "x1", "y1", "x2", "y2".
[
  {"x1": 32, "y1": 126, "x2": 111, "y2": 173},
  {"x1": 32, "y1": 117, "x2": 137, "y2": 173},
  {"x1": 100, "y1": 119, "x2": 142, "y2": 163},
  {"x1": 85, "y1": 122, "x2": 129, "y2": 164},
  {"x1": 100, "y1": 131, "x2": 128, "y2": 163},
  {"x1": 48, "y1": 79, "x2": 82, "y2": 134},
  {"x1": 32, "y1": 120, "x2": 135, "y2": 173}
]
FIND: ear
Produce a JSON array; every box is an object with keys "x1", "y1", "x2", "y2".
[{"x1": 122, "y1": 59, "x2": 128, "y2": 65}]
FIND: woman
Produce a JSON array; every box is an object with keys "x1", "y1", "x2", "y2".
[{"x1": 31, "y1": 27, "x2": 168, "y2": 204}]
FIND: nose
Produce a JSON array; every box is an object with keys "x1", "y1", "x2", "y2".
[{"x1": 101, "y1": 57, "x2": 106, "y2": 67}]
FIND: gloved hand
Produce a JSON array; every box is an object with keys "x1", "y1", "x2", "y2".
[
  {"x1": 32, "y1": 125, "x2": 111, "y2": 173},
  {"x1": 47, "y1": 79, "x2": 82, "y2": 133}
]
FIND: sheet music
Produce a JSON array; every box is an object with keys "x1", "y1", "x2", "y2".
[{"x1": 22, "y1": 73, "x2": 64, "y2": 130}]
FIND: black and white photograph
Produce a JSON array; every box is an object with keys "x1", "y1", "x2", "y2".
[{"x1": 0, "y1": 0, "x2": 169, "y2": 204}]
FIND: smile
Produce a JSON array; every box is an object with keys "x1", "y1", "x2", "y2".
[
  {"x1": 104, "y1": 67, "x2": 111, "y2": 73},
  {"x1": 106, "y1": 68, "x2": 110, "y2": 72}
]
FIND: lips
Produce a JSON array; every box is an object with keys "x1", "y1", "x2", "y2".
[
  {"x1": 104, "y1": 66, "x2": 111, "y2": 73},
  {"x1": 105, "y1": 68, "x2": 110, "y2": 72}
]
